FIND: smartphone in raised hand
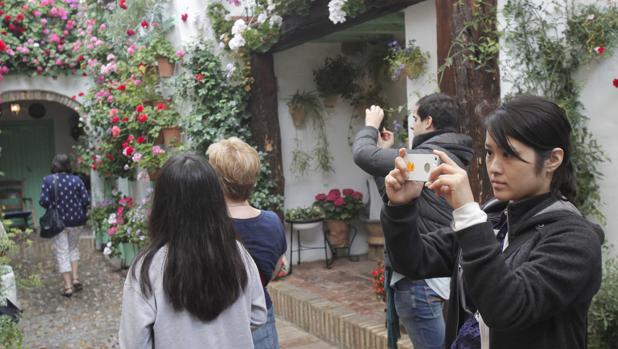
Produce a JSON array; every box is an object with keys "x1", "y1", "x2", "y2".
[{"x1": 405, "y1": 153, "x2": 440, "y2": 182}]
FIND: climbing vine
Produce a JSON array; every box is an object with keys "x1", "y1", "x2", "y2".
[
  {"x1": 502, "y1": 0, "x2": 616, "y2": 222},
  {"x1": 175, "y1": 39, "x2": 282, "y2": 211}
]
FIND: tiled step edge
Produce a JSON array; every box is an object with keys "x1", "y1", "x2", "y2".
[{"x1": 269, "y1": 281, "x2": 413, "y2": 349}]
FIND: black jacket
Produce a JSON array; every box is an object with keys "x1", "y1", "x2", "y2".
[
  {"x1": 381, "y1": 193, "x2": 603, "y2": 349},
  {"x1": 352, "y1": 126, "x2": 474, "y2": 234}
]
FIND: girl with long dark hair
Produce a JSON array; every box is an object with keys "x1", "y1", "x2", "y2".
[
  {"x1": 382, "y1": 95, "x2": 603, "y2": 349},
  {"x1": 119, "y1": 153, "x2": 266, "y2": 348}
]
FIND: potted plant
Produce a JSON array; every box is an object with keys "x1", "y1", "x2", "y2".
[
  {"x1": 285, "y1": 206, "x2": 325, "y2": 230},
  {"x1": 385, "y1": 40, "x2": 429, "y2": 81},
  {"x1": 88, "y1": 200, "x2": 114, "y2": 250},
  {"x1": 371, "y1": 261, "x2": 386, "y2": 302},
  {"x1": 154, "y1": 102, "x2": 183, "y2": 147},
  {"x1": 134, "y1": 33, "x2": 178, "y2": 78},
  {"x1": 313, "y1": 55, "x2": 360, "y2": 107},
  {"x1": 286, "y1": 90, "x2": 323, "y2": 128},
  {"x1": 313, "y1": 188, "x2": 364, "y2": 248}
]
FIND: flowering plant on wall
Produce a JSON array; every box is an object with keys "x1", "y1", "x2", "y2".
[
  {"x1": 0, "y1": 0, "x2": 83, "y2": 80},
  {"x1": 371, "y1": 261, "x2": 385, "y2": 301},
  {"x1": 385, "y1": 40, "x2": 429, "y2": 80},
  {"x1": 313, "y1": 188, "x2": 364, "y2": 221}
]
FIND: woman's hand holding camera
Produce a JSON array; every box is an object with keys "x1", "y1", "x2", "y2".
[
  {"x1": 385, "y1": 148, "x2": 424, "y2": 205},
  {"x1": 426, "y1": 150, "x2": 475, "y2": 210}
]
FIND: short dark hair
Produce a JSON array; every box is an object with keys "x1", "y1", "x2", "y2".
[
  {"x1": 416, "y1": 93, "x2": 463, "y2": 130},
  {"x1": 133, "y1": 152, "x2": 248, "y2": 321},
  {"x1": 51, "y1": 154, "x2": 72, "y2": 173},
  {"x1": 485, "y1": 95, "x2": 576, "y2": 202}
]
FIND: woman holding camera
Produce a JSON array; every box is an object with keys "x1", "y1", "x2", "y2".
[{"x1": 382, "y1": 95, "x2": 603, "y2": 349}]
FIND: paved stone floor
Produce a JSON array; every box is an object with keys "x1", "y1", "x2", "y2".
[{"x1": 13, "y1": 228, "x2": 338, "y2": 348}]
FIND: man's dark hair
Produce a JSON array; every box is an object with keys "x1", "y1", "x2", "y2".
[
  {"x1": 51, "y1": 154, "x2": 72, "y2": 173},
  {"x1": 416, "y1": 93, "x2": 463, "y2": 130}
]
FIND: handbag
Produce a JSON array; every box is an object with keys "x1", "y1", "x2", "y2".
[{"x1": 39, "y1": 175, "x2": 65, "y2": 238}]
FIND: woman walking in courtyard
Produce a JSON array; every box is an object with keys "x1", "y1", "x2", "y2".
[
  {"x1": 382, "y1": 95, "x2": 603, "y2": 348},
  {"x1": 39, "y1": 154, "x2": 90, "y2": 298},
  {"x1": 207, "y1": 137, "x2": 287, "y2": 349},
  {"x1": 119, "y1": 153, "x2": 267, "y2": 348}
]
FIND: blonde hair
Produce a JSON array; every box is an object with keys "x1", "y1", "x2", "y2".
[{"x1": 206, "y1": 137, "x2": 261, "y2": 201}]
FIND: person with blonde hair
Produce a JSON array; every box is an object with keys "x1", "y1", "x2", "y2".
[{"x1": 207, "y1": 137, "x2": 287, "y2": 349}]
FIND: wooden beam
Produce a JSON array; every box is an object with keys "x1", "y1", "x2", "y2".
[
  {"x1": 248, "y1": 53, "x2": 285, "y2": 213},
  {"x1": 271, "y1": 0, "x2": 423, "y2": 52},
  {"x1": 436, "y1": 0, "x2": 500, "y2": 203}
]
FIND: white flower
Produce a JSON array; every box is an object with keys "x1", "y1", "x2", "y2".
[
  {"x1": 269, "y1": 15, "x2": 282, "y2": 27},
  {"x1": 108, "y1": 213, "x2": 117, "y2": 225},
  {"x1": 587, "y1": 14, "x2": 595, "y2": 21},
  {"x1": 231, "y1": 19, "x2": 247, "y2": 36},
  {"x1": 107, "y1": 242, "x2": 112, "y2": 247},
  {"x1": 219, "y1": 41, "x2": 225, "y2": 49},
  {"x1": 106, "y1": 53, "x2": 116, "y2": 62},
  {"x1": 225, "y1": 63, "x2": 236, "y2": 78},
  {"x1": 267, "y1": 0, "x2": 276, "y2": 12},
  {"x1": 257, "y1": 13, "x2": 268, "y2": 24},
  {"x1": 229, "y1": 35, "x2": 246, "y2": 51},
  {"x1": 224, "y1": 14, "x2": 232, "y2": 21},
  {"x1": 103, "y1": 247, "x2": 112, "y2": 256},
  {"x1": 328, "y1": 0, "x2": 347, "y2": 24}
]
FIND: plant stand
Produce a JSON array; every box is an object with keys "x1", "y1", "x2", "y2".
[
  {"x1": 323, "y1": 221, "x2": 359, "y2": 268},
  {"x1": 287, "y1": 218, "x2": 327, "y2": 275}
]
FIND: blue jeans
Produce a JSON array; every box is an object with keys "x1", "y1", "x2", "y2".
[
  {"x1": 252, "y1": 306, "x2": 280, "y2": 349},
  {"x1": 394, "y1": 279, "x2": 446, "y2": 349}
]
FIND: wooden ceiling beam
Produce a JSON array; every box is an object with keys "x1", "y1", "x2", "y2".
[{"x1": 270, "y1": 0, "x2": 424, "y2": 52}]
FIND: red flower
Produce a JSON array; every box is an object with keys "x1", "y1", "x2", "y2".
[
  {"x1": 122, "y1": 142, "x2": 129, "y2": 149},
  {"x1": 136, "y1": 104, "x2": 144, "y2": 113},
  {"x1": 342, "y1": 188, "x2": 354, "y2": 196},
  {"x1": 126, "y1": 29, "x2": 136, "y2": 36},
  {"x1": 111, "y1": 116, "x2": 120, "y2": 123},
  {"x1": 334, "y1": 197, "x2": 345, "y2": 207},
  {"x1": 105, "y1": 153, "x2": 114, "y2": 161},
  {"x1": 141, "y1": 20, "x2": 149, "y2": 29},
  {"x1": 0, "y1": 38, "x2": 5, "y2": 52},
  {"x1": 117, "y1": 84, "x2": 126, "y2": 91},
  {"x1": 195, "y1": 73, "x2": 204, "y2": 81},
  {"x1": 328, "y1": 189, "x2": 341, "y2": 198},
  {"x1": 71, "y1": 95, "x2": 77, "y2": 100},
  {"x1": 78, "y1": 92, "x2": 84, "y2": 97},
  {"x1": 181, "y1": 13, "x2": 188, "y2": 22},
  {"x1": 613, "y1": 79, "x2": 618, "y2": 88},
  {"x1": 126, "y1": 135, "x2": 134, "y2": 142},
  {"x1": 118, "y1": 0, "x2": 127, "y2": 9},
  {"x1": 122, "y1": 117, "x2": 129, "y2": 122},
  {"x1": 156, "y1": 103, "x2": 166, "y2": 111},
  {"x1": 15, "y1": 13, "x2": 23, "y2": 22},
  {"x1": 137, "y1": 136, "x2": 145, "y2": 144},
  {"x1": 315, "y1": 193, "x2": 327, "y2": 201},
  {"x1": 326, "y1": 193, "x2": 338, "y2": 202},
  {"x1": 123, "y1": 146, "x2": 135, "y2": 157},
  {"x1": 594, "y1": 46, "x2": 605, "y2": 55},
  {"x1": 351, "y1": 191, "x2": 363, "y2": 200},
  {"x1": 137, "y1": 114, "x2": 148, "y2": 123}
]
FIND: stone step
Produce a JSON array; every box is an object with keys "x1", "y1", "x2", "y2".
[{"x1": 270, "y1": 281, "x2": 413, "y2": 349}]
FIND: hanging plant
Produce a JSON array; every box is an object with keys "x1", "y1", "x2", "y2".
[
  {"x1": 286, "y1": 90, "x2": 323, "y2": 129},
  {"x1": 313, "y1": 55, "x2": 360, "y2": 106},
  {"x1": 385, "y1": 40, "x2": 429, "y2": 81}
]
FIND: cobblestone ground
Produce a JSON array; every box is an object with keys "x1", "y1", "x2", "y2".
[{"x1": 14, "y1": 227, "x2": 337, "y2": 349}]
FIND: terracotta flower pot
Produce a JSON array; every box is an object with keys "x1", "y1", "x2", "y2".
[
  {"x1": 325, "y1": 219, "x2": 350, "y2": 248},
  {"x1": 148, "y1": 168, "x2": 160, "y2": 181},
  {"x1": 365, "y1": 221, "x2": 384, "y2": 246},
  {"x1": 322, "y1": 94, "x2": 339, "y2": 108},
  {"x1": 157, "y1": 56, "x2": 174, "y2": 77},
  {"x1": 161, "y1": 126, "x2": 181, "y2": 147},
  {"x1": 288, "y1": 103, "x2": 306, "y2": 128}
]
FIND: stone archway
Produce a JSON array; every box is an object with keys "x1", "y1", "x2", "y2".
[{"x1": 0, "y1": 90, "x2": 83, "y2": 116}]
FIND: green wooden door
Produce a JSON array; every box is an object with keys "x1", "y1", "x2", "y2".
[{"x1": 0, "y1": 120, "x2": 56, "y2": 222}]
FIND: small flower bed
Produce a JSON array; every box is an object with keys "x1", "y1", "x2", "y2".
[{"x1": 371, "y1": 261, "x2": 385, "y2": 301}]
